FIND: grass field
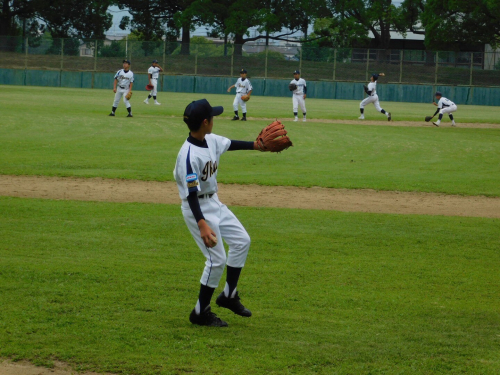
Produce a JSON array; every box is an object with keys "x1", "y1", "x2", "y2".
[
  {"x1": 1, "y1": 197, "x2": 499, "y2": 374},
  {"x1": 1, "y1": 85, "x2": 500, "y2": 374},
  {"x1": 1, "y1": 86, "x2": 500, "y2": 196}
]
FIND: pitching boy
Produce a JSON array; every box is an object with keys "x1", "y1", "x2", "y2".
[
  {"x1": 359, "y1": 73, "x2": 391, "y2": 121},
  {"x1": 227, "y1": 69, "x2": 252, "y2": 121},
  {"x1": 290, "y1": 70, "x2": 307, "y2": 122},
  {"x1": 432, "y1": 92, "x2": 457, "y2": 127},
  {"x1": 174, "y1": 99, "x2": 260, "y2": 327},
  {"x1": 110, "y1": 59, "x2": 134, "y2": 117},
  {"x1": 144, "y1": 59, "x2": 163, "y2": 105}
]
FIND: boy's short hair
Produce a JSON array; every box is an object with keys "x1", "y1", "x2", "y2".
[{"x1": 183, "y1": 99, "x2": 223, "y2": 132}]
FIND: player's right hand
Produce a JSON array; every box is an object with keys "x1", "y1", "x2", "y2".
[
  {"x1": 227, "y1": 88, "x2": 231, "y2": 92},
  {"x1": 113, "y1": 88, "x2": 117, "y2": 93},
  {"x1": 198, "y1": 220, "x2": 217, "y2": 248}
]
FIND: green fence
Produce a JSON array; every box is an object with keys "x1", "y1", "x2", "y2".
[
  {"x1": 2, "y1": 68, "x2": 499, "y2": 106},
  {"x1": 1, "y1": 36, "x2": 500, "y2": 86}
]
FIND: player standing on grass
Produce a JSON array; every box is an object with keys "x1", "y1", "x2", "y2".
[
  {"x1": 432, "y1": 92, "x2": 457, "y2": 127},
  {"x1": 110, "y1": 60, "x2": 134, "y2": 117},
  {"x1": 359, "y1": 73, "x2": 391, "y2": 121},
  {"x1": 289, "y1": 70, "x2": 307, "y2": 122},
  {"x1": 144, "y1": 59, "x2": 163, "y2": 105},
  {"x1": 173, "y1": 99, "x2": 292, "y2": 327},
  {"x1": 227, "y1": 69, "x2": 252, "y2": 121}
]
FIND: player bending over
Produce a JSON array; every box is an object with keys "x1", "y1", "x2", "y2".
[
  {"x1": 359, "y1": 73, "x2": 391, "y2": 121},
  {"x1": 289, "y1": 70, "x2": 307, "y2": 122},
  {"x1": 227, "y1": 69, "x2": 252, "y2": 121},
  {"x1": 110, "y1": 59, "x2": 134, "y2": 117},
  {"x1": 432, "y1": 92, "x2": 457, "y2": 127},
  {"x1": 174, "y1": 99, "x2": 292, "y2": 327},
  {"x1": 144, "y1": 59, "x2": 163, "y2": 105}
]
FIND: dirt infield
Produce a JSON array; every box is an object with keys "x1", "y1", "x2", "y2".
[
  {"x1": 0, "y1": 360, "x2": 113, "y2": 375},
  {"x1": 1, "y1": 175, "x2": 499, "y2": 218}
]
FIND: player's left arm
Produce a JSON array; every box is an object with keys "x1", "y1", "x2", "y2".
[
  {"x1": 247, "y1": 90, "x2": 252, "y2": 97},
  {"x1": 227, "y1": 140, "x2": 258, "y2": 151}
]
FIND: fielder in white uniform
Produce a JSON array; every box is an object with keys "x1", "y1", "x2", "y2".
[
  {"x1": 227, "y1": 68, "x2": 252, "y2": 121},
  {"x1": 432, "y1": 92, "x2": 457, "y2": 127},
  {"x1": 144, "y1": 59, "x2": 163, "y2": 105},
  {"x1": 359, "y1": 73, "x2": 391, "y2": 121},
  {"x1": 174, "y1": 99, "x2": 260, "y2": 327},
  {"x1": 110, "y1": 59, "x2": 134, "y2": 117},
  {"x1": 290, "y1": 70, "x2": 307, "y2": 122}
]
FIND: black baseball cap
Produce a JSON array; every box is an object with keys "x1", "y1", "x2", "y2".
[
  {"x1": 123, "y1": 59, "x2": 131, "y2": 64},
  {"x1": 293, "y1": 70, "x2": 300, "y2": 74},
  {"x1": 371, "y1": 73, "x2": 379, "y2": 80},
  {"x1": 183, "y1": 99, "x2": 224, "y2": 127},
  {"x1": 435, "y1": 91, "x2": 442, "y2": 96},
  {"x1": 152, "y1": 59, "x2": 158, "y2": 63},
  {"x1": 240, "y1": 69, "x2": 247, "y2": 74}
]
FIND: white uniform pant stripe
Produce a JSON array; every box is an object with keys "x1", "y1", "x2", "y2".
[
  {"x1": 233, "y1": 93, "x2": 247, "y2": 113},
  {"x1": 360, "y1": 94, "x2": 382, "y2": 112},
  {"x1": 113, "y1": 87, "x2": 131, "y2": 108},
  {"x1": 182, "y1": 194, "x2": 251, "y2": 288},
  {"x1": 293, "y1": 94, "x2": 306, "y2": 113}
]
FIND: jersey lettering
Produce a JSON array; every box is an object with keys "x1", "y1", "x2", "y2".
[{"x1": 201, "y1": 161, "x2": 217, "y2": 181}]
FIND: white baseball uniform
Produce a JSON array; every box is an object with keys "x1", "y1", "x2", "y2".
[
  {"x1": 290, "y1": 78, "x2": 307, "y2": 113},
  {"x1": 113, "y1": 69, "x2": 134, "y2": 108},
  {"x1": 360, "y1": 81, "x2": 383, "y2": 111},
  {"x1": 233, "y1": 78, "x2": 253, "y2": 113},
  {"x1": 148, "y1": 66, "x2": 161, "y2": 96},
  {"x1": 174, "y1": 134, "x2": 251, "y2": 288},
  {"x1": 437, "y1": 97, "x2": 457, "y2": 114}
]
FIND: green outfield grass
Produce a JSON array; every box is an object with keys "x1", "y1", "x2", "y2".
[
  {"x1": 0, "y1": 197, "x2": 499, "y2": 374},
  {"x1": 1, "y1": 86, "x2": 499, "y2": 196}
]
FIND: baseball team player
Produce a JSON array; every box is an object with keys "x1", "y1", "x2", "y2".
[
  {"x1": 110, "y1": 59, "x2": 134, "y2": 117},
  {"x1": 290, "y1": 70, "x2": 307, "y2": 122},
  {"x1": 227, "y1": 69, "x2": 252, "y2": 121},
  {"x1": 174, "y1": 99, "x2": 259, "y2": 327},
  {"x1": 359, "y1": 73, "x2": 391, "y2": 121},
  {"x1": 144, "y1": 59, "x2": 163, "y2": 105},
  {"x1": 432, "y1": 92, "x2": 457, "y2": 127}
]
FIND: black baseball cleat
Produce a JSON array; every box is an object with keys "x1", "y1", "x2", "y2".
[
  {"x1": 189, "y1": 306, "x2": 228, "y2": 327},
  {"x1": 240, "y1": 117, "x2": 247, "y2": 121},
  {"x1": 109, "y1": 113, "x2": 115, "y2": 116},
  {"x1": 231, "y1": 116, "x2": 239, "y2": 121},
  {"x1": 216, "y1": 291, "x2": 252, "y2": 317},
  {"x1": 127, "y1": 114, "x2": 133, "y2": 117},
  {"x1": 387, "y1": 112, "x2": 391, "y2": 121}
]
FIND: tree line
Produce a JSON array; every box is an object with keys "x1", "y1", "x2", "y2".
[{"x1": 1, "y1": 0, "x2": 498, "y2": 55}]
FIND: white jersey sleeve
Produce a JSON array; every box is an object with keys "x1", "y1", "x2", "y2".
[
  {"x1": 129, "y1": 71, "x2": 134, "y2": 83},
  {"x1": 438, "y1": 97, "x2": 455, "y2": 108},
  {"x1": 367, "y1": 82, "x2": 376, "y2": 96},
  {"x1": 114, "y1": 69, "x2": 122, "y2": 80},
  {"x1": 148, "y1": 66, "x2": 154, "y2": 75},
  {"x1": 206, "y1": 134, "x2": 231, "y2": 157},
  {"x1": 174, "y1": 144, "x2": 202, "y2": 199}
]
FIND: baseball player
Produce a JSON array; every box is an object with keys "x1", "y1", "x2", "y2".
[
  {"x1": 359, "y1": 73, "x2": 391, "y2": 121},
  {"x1": 109, "y1": 59, "x2": 134, "y2": 117},
  {"x1": 227, "y1": 69, "x2": 252, "y2": 121},
  {"x1": 144, "y1": 59, "x2": 163, "y2": 105},
  {"x1": 290, "y1": 70, "x2": 307, "y2": 122},
  {"x1": 432, "y1": 92, "x2": 457, "y2": 127},
  {"x1": 174, "y1": 99, "x2": 259, "y2": 327}
]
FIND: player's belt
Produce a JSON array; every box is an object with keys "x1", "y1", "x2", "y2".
[
  {"x1": 119, "y1": 86, "x2": 126, "y2": 89},
  {"x1": 198, "y1": 194, "x2": 214, "y2": 199}
]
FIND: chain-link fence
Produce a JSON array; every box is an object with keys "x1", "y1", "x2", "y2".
[{"x1": 1, "y1": 36, "x2": 499, "y2": 86}]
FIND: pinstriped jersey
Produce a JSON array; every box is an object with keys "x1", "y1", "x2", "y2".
[
  {"x1": 437, "y1": 97, "x2": 455, "y2": 108},
  {"x1": 148, "y1": 66, "x2": 161, "y2": 79},
  {"x1": 174, "y1": 134, "x2": 231, "y2": 199},
  {"x1": 290, "y1": 78, "x2": 306, "y2": 95},
  {"x1": 235, "y1": 78, "x2": 252, "y2": 94},
  {"x1": 114, "y1": 69, "x2": 134, "y2": 87}
]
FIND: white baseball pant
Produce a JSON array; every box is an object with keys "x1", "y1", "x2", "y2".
[
  {"x1": 150, "y1": 78, "x2": 158, "y2": 96},
  {"x1": 182, "y1": 194, "x2": 251, "y2": 288},
  {"x1": 440, "y1": 104, "x2": 457, "y2": 115},
  {"x1": 360, "y1": 94, "x2": 382, "y2": 112},
  {"x1": 113, "y1": 86, "x2": 131, "y2": 108},
  {"x1": 233, "y1": 93, "x2": 247, "y2": 113},
  {"x1": 293, "y1": 94, "x2": 306, "y2": 113}
]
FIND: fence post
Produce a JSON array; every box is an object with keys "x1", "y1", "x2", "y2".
[
  {"x1": 434, "y1": 51, "x2": 439, "y2": 85},
  {"x1": 92, "y1": 40, "x2": 98, "y2": 89},
  {"x1": 162, "y1": 39, "x2": 166, "y2": 92},
  {"x1": 469, "y1": 52, "x2": 473, "y2": 86},
  {"x1": 333, "y1": 49, "x2": 337, "y2": 81},
  {"x1": 265, "y1": 45, "x2": 268, "y2": 79},
  {"x1": 60, "y1": 39, "x2": 64, "y2": 87},
  {"x1": 399, "y1": 50, "x2": 403, "y2": 83},
  {"x1": 194, "y1": 44, "x2": 198, "y2": 75},
  {"x1": 299, "y1": 47, "x2": 302, "y2": 73},
  {"x1": 365, "y1": 49, "x2": 370, "y2": 81},
  {"x1": 24, "y1": 37, "x2": 28, "y2": 70},
  {"x1": 230, "y1": 45, "x2": 234, "y2": 76}
]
